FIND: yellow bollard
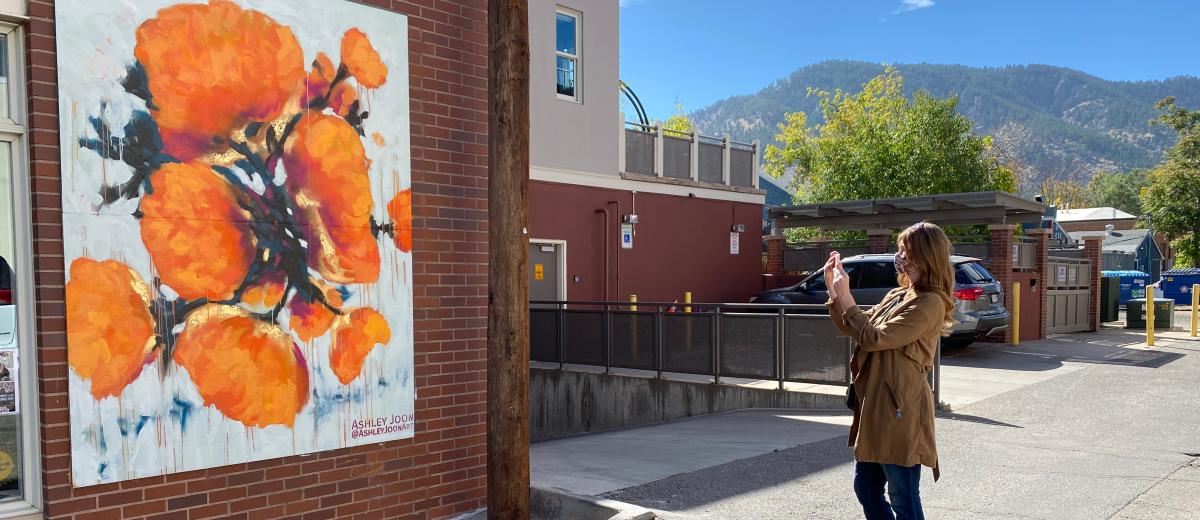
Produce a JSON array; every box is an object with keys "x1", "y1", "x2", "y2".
[
  {"x1": 683, "y1": 291, "x2": 693, "y2": 352},
  {"x1": 1191, "y1": 284, "x2": 1198, "y2": 338},
  {"x1": 1012, "y1": 282, "x2": 1020, "y2": 346},
  {"x1": 1146, "y1": 286, "x2": 1155, "y2": 347},
  {"x1": 629, "y1": 294, "x2": 638, "y2": 358}
]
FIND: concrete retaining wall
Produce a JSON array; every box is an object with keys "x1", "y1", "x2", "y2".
[{"x1": 532, "y1": 368, "x2": 844, "y2": 441}]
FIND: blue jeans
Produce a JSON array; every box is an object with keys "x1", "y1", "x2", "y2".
[{"x1": 854, "y1": 461, "x2": 924, "y2": 520}]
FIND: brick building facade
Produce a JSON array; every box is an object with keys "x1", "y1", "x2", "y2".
[{"x1": 11, "y1": 0, "x2": 489, "y2": 518}]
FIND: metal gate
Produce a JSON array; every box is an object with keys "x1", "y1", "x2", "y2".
[{"x1": 1045, "y1": 257, "x2": 1091, "y2": 334}]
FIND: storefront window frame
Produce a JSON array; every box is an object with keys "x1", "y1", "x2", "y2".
[{"x1": 0, "y1": 20, "x2": 43, "y2": 518}]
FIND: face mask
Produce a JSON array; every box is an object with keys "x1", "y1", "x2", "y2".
[{"x1": 895, "y1": 252, "x2": 909, "y2": 275}]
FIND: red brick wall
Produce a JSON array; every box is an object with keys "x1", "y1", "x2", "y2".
[
  {"x1": 27, "y1": 1, "x2": 488, "y2": 518},
  {"x1": 985, "y1": 225, "x2": 1014, "y2": 343},
  {"x1": 867, "y1": 231, "x2": 891, "y2": 255},
  {"x1": 1084, "y1": 236, "x2": 1103, "y2": 332},
  {"x1": 764, "y1": 236, "x2": 783, "y2": 276},
  {"x1": 1030, "y1": 229, "x2": 1051, "y2": 339}
]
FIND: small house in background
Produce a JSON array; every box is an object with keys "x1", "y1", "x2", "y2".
[
  {"x1": 1056, "y1": 206, "x2": 1173, "y2": 275},
  {"x1": 1056, "y1": 207, "x2": 1138, "y2": 232},
  {"x1": 1070, "y1": 228, "x2": 1165, "y2": 281},
  {"x1": 760, "y1": 175, "x2": 793, "y2": 236}
]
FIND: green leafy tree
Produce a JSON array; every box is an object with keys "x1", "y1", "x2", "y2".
[
  {"x1": 1142, "y1": 97, "x2": 1200, "y2": 267},
  {"x1": 1085, "y1": 169, "x2": 1148, "y2": 217},
  {"x1": 763, "y1": 67, "x2": 1016, "y2": 206}
]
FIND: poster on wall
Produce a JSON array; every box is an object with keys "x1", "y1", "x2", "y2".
[
  {"x1": 0, "y1": 349, "x2": 15, "y2": 415},
  {"x1": 56, "y1": 0, "x2": 414, "y2": 486}
]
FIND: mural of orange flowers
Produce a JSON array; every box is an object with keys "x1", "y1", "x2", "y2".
[
  {"x1": 341, "y1": 28, "x2": 388, "y2": 89},
  {"x1": 68, "y1": 0, "x2": 411, "y2": 432},
  {"x1": 134, "y1": 0, "x2": 305, "y2": 161},
  {"x1": 285, "y1": 112, "x2": 380, "y2": 285},
  {"x1": 66, "y1": 258, "x2": 157, "y2": 399},
  {"x1": 139, "y1": 162, "x2": 256, "y2": 301},
  {"x1": 173, "y1": 305, "x2": 309, "y2": 427},
  {"x1": 330, "y1": 308, "x2": 391, "y2": 385},
  {"x1": 387, "y1": 189, "x2": 413, "y2": 253},
  {"x1": 288, "y1": 281, "x2": 344, "y2": 342}
]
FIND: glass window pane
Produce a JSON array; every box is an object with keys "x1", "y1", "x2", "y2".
[
  {"x1": 0, "y1": 141, "x2": 20, "y2": 502},
  {"x1": 556, "y1": 55, "x2": 575, "y2": 97},
  {"x1": 0, "y1": 34, "x2": 8, "y2": 120},
  {"x1": 555, "y1": 12, "x2": 576, "y2": 55},
  {"x1": 857, "y1": 262, "x2": 899, "y2": 289}
]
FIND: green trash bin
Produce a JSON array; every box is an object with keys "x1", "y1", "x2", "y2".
[
  {"x1": 1099, "y1": 276, "x2": 1120, "y2": 323},
  {"x1": 1126, "y1": 298, "x2": 1175, "y2": 329}
]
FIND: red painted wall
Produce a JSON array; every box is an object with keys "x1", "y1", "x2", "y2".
[{"x1": 530, "y1": 181, "x2": 764, "y2": 304}]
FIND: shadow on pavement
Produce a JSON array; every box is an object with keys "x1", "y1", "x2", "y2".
[
  {"x1": 602, "y1": 435, "x2": 854, "y2": 513},
  {"x1": 942, "y1": 333, "x2": 1184, "y2": 372},
  {"x1": 936, "y1": 411, "x2": 1022, "y2": 428}
]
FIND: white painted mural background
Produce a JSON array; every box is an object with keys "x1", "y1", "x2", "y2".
[{"x1": 56, "y1": 0, "x2": 414, "y2": 486}]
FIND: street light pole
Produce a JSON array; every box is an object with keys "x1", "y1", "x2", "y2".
[{"x1": 488, "y1": 0, "x2": 531, "y2": 518}]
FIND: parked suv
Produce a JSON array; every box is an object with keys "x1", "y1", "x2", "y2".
[{"x1": 751, "y1": 254, "x2": 1009, "y2": 347}]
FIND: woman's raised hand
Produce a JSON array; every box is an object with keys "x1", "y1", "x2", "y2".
[{"x1": 823, "y1": 251, "x2": 840, "y2": 301}]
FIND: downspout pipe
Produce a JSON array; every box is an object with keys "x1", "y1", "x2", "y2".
[
  {"x1": 596, "y1": 208, "x2": 609, "y2": 301},
  {"x1": 607, "y1": 200, "x2": 620, "y2": 301}
]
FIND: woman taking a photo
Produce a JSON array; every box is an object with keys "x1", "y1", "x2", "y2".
[{"x1": 824, "y1": 222, "x2": 955, "y2": 520}]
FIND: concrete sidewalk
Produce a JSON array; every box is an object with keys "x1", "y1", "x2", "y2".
[
  {"x1": 531, "y1": 409, "x2": 852, "y2": 496},
  {"x1": 534, "y1": 328, "x2": 1200, "y2": 519}
]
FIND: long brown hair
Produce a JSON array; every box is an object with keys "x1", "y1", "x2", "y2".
[{"x1": 897, "y1": 222, "x2": 956, "y2": 331}]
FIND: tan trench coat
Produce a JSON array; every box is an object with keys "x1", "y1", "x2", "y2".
[{"x1": 828, "y1": 286, "x2": 942, "y2": 480}]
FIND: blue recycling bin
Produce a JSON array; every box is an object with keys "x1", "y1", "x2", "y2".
[
  {"x1": 1160, "y1": 268, "x2": 1200, "y2": 305},
  {"x1": 1102, "y1": 270, "x2": 1151, "y2": 306}
]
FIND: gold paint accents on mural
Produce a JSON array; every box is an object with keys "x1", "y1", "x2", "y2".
[
  {"x1": 203, "y1": 148, "x2": 242, "y2": 166},
  {"x1": 183, "y1": 303, "x2": 246, "y2": 332}
]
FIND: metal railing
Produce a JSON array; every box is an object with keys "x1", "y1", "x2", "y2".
[
  {"x1": 783, "y1": 235, "x2": 1036, "y2": 272},
  {"x1": 530, "y1": 300, "x2": 852, "y2": 389},
  {"x1": 783, "y1": 241, "x2": 871, "y2": 273},
  {"x1": 620, "y1": 119, "x2": 760, "y2": 190}
]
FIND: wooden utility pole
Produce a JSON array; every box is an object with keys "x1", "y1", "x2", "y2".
[{"x1": 487, "y1": 0, "x2": 530, "y2": 518}]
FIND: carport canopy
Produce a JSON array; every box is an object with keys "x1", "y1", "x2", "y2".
[{"x1": 769, "y1": 191, "x2": 1046, "y2": 231}]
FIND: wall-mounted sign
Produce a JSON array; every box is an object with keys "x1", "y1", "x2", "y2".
[
  {"x1": 730, "y1": 232, "x2": 740, "y2": 255},
  {"x1": 1057, "y1": 265, "x2": 1068, "y2": 283},
  {"x1": 58, "y1": 0, "x2": 415, "y2": 486},
  {"x1": 621, "y1": 224, "x2": 634, "y2": 249},
  {"x1": 1012, "y1": 244, "x2": 1020, "y2": 265},
  {"x1": 534, "y1": 264, "x2": 544, "y2": 280},
  {"x1": 0, "y1": 350, "x2": 15, "y2": 416}
]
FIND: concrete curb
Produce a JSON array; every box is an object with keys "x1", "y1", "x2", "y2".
[{"x1": 449, "y1": 486, "x2": 657, "y2": 520}]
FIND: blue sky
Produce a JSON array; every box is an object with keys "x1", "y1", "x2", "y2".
[{"x1": 619, "y1": 0, "x2": 1200, "y2": 121}]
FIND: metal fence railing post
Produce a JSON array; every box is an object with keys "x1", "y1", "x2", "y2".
[
  {"x1": 655, "y1": 304, "x2": 663, "y2": 379},
  {"x1": 604, "y1": 303, "x2": 612, "y2": 375},
  {"x1": 713, "y1": 306, "x2": 722, "y2": 385},
  {"x1": 558, "y1": 302, "x2": 565, "y2": 370},
  {"x1": 777, "y1": 308, "x2": 786, "y2": 390}
]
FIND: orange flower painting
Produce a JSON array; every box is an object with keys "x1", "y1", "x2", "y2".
[{"x1": 60, "y1": 0, "x2": 413, "y2": 486}]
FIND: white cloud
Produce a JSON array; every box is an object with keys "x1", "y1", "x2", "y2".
[{"x1": 896, "y1": 0, "x2": 935, "y2": 13}]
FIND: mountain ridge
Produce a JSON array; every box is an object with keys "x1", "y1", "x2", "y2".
[{"x1": 690, "y1": 60, "x2": 1200, "y2": 191}]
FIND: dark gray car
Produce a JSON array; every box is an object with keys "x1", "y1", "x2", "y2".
[{"x1": 750, "y1": 254, "x2": 1009, "y2": 347}]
